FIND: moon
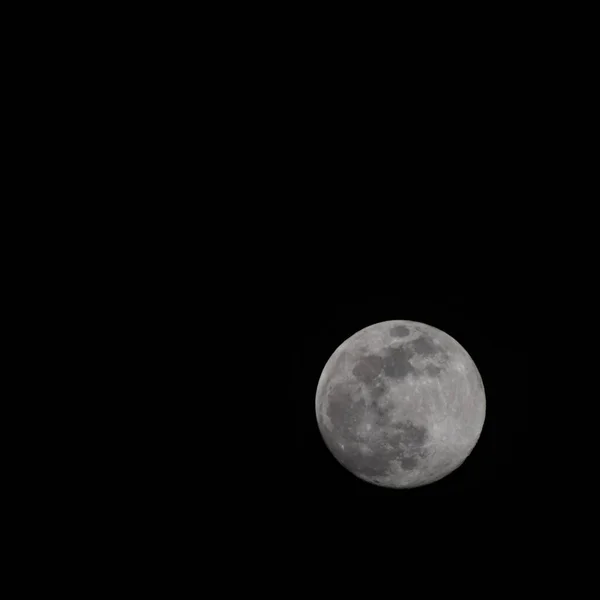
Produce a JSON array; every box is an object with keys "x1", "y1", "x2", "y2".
[{"x1": 315, "y1": 320, "x2": 486, "y2": 488}]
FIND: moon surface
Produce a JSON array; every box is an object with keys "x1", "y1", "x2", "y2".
[{"x1": 315, "y1": 320, "x2": 486, "y2": 488}]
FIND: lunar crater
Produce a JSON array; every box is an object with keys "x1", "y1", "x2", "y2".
[
  {"x1": 411, "y1": 334, "x2": 438, "y2": 357},
  {"x1": 389, "y1": 325, "x2": 410, "y2": 338},
  {"x1": 351, "y1": 354, "x2": 384, "y2": 383},
  {"x1": 382, "y1": 346, "x2": 416, "y2": 380}
]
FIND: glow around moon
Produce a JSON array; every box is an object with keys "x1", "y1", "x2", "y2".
[{"x1": 315, "y1": 320, "x2": 486, "y2": 488}]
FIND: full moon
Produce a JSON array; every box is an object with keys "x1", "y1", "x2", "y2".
[{"x1": 315, "y1": 320, "x2": 486, "y2": 488}]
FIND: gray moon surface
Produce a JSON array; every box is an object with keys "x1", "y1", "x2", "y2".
[{"x1": 315, "y1": 320, "x2": 486, "y2": 488}]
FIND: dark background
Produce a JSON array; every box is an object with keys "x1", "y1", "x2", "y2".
[{"x1": 292, "y1": 290, "x2": 532, "y2": 512}]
